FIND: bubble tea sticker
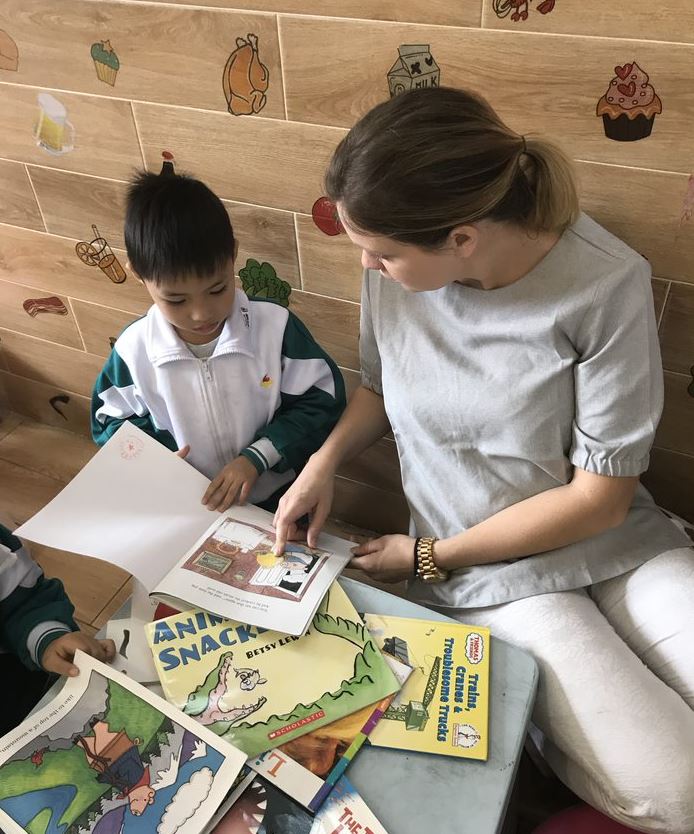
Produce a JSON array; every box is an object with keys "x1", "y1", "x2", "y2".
[{"x1": 34, "y1": 93, "x2": 75, "y2": 155}]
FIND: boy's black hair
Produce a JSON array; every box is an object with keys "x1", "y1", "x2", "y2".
[{"x1": 124, "y1": 170, "x2": 235, "y2": 283}]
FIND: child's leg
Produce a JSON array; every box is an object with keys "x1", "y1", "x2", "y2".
[
  {"x1": 590, "y1": 547, "x2": 694, "y2": 708},
  {"x1": 0, "y1": 653, "x2": 51, "y2": 736},
  {"x1": 458, "y1": 589, "x2": 694, "y2": 834}
]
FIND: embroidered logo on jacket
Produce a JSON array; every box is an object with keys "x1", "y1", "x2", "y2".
[{"x1": 260, "y1": 374, "x2": 272, "y2": 388}]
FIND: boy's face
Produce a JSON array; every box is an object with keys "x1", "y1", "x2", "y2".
[{"x1": 143, "y1": 262, "x2": 236, "y2": 345}]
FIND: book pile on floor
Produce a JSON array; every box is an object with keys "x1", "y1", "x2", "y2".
[{"x1": 0, "y1": 425, "x2": 491, "y2": 834}]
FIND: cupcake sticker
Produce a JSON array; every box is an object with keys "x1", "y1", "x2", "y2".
[
  {"x1": 596, "y1": 62, "x2": 662, "y2": 142},
  {"x1": 91, "y1": 39, "x2": 120, "y2": 86}
]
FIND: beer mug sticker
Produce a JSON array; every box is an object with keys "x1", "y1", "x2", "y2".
[{"x1": 34, "y1": 93, "x2": 75, "y2": 155}]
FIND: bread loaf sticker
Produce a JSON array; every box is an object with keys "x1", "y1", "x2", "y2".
[
  {"x1": 223, "y1": 34, "x2": 269, "y2": 116},
  {"x1": 388, "y1": 45, "x2": 440, "y2": 99},
  {"x1": 492, "y1": 0, "x2": 556, "y2": 22},
  {"x1": 23, "y1": 296, "x2": 69, "y2": 318},
  {"x1": 0, "y1": 30, "x2": 18, "y2": 71}
]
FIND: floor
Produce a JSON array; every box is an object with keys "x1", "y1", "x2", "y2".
[{"x1": 0, "y1": 409, "x2": 577, "y2": 831}]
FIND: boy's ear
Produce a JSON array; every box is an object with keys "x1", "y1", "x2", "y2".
[{"x1": 233, "y1": 239, "x2": 239, "y2": 261}]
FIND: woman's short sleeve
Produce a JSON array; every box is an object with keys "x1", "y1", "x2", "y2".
[
  {"x1": 570, "y1": 256, "x2": 663, "y2": 477},
  {"x1": 359, "y1": 271, "x2": 384, "y2": 395}
]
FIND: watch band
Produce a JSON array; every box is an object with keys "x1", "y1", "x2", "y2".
[{"x1": 415, "y1": 536, "x2": 449, "y2": 583}]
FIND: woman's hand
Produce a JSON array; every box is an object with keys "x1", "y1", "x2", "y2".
[
  {"x1": 349, "y1": 534, "x2": 415, "y2": 583},
  {"x1": 273, "y1": 455, "x2": 335, "y2": 554}
]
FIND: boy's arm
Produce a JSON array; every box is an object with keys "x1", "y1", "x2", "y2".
[
  {"x1": 0, "y1": 528, "x2": 78, "y2": 670},
  {"x1": 91, "y1": 347, "x2": 177, "y2": 450},
  {"x1": 241, "y1": 312, "x2": 346, "y2": 475}
]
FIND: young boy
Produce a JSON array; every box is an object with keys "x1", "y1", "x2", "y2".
[
  {"x1": 92, "y1": 170, "x2": 345, "y2": 513},
  {"x1": 0, "y1": 522, "x2": 115, "y2": 736}
]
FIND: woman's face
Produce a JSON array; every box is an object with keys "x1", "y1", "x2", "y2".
[{"x1": 338, "y1": 205, "x2": 469, "y2": 292}]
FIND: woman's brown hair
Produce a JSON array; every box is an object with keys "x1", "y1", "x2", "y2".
[{"x1": 325, "y1": 86, "x2": 579, "y2": 247}]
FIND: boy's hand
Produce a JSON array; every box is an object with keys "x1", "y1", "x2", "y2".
[
  {"x1": 203, "y1": 456, "x2": 259, "y2": 512},
  {"x1": 41, "y1": 632, "x2": 116, "y2": 677}
]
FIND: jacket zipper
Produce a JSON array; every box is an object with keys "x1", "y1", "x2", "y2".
[{"x1": 199, "y1": 359, "x2": 227, "y2": 472}]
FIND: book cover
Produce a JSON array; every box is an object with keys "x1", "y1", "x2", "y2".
[
  {"x1": 364, "y1": 615, "x2": 491, "y2": 760},
  {"x1": 145, "y1": 583, "x2": 401, "y2": 758},
  {"x1": 0, "y1": 652, "x2": 246, "y2": 834},
  {"x1": 209, "y1": 774, "x2": 388, "y2": 833},
  {"x1": 250, "y1": 655, "x2": 411, "y2": 812}
]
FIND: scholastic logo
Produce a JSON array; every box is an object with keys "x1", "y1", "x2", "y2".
[{"x1": 268, "y1": 710, "x2": 325, "y2": 740}]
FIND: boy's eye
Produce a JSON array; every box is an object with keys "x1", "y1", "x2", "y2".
[
  {"x1": 166, "y1": 298, "x2": 186, "y2": 305},
  {"x1": 209, "y1": 286, "x2": 227, "y2": 295}
]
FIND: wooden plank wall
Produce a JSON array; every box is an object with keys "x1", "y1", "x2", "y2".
[{"x1": 0, "y1": 0, "x2": 692, "y2": 526}]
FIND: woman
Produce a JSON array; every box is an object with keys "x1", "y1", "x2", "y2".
[{"x1": 273, "y1": 87, "x2": 694, "y2": 831}]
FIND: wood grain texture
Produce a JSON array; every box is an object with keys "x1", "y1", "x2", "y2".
[
  {"x1": 0, "y1": 371, "x2": 92, "y2": 436},
  {"x1": 332, "y1": 475, "x2": 409, "y2": 534},
  {"x1": 338, "y1": 437, "x2": 403, "y2": 495},
  {"x1": 28, "y1": 166, "x2": 128, "y2": 249},
  {"x1": 481, "y1": 0, "x2": 694, "y2": 46},
  {"x1": 655, "y1": 371, "x2": 694, "y2": 458},
  {"x1": 134, "y1": 102, "x2": 345, "y2": 213},
  {"x1": 652, "y1": 278, "x2": 670, "y2": 326},
  {"x1": 289, "y1": 289, "x2": 359, "y2": 370},
  {"x1": 0, "y1": 83, "x2": 143, "y2": 179},
  {"x1": 642, "y1": 448, "x2": 694, "y2": 523},
  {"x1": 0, "y1": 279, "x2": 82, "y2": 349},
  {"x1": 659, "y1": 281, "x2": 694, "y2": 375},
  {"x1": 0, "y1": 328, "x2": 102, "y2": 397},
  {"x1": 279, "y1": 17, "x2": 694, "y2": 174},
  {"x1": 0, "y1": 159, "x2": 44, "y2": 231},
  {"x1": 0, "y1": 420, "x2": 94, "y2": 483},
  {"x1": 70, "y1": 300, "x2": 139, "y2": 358},
  {"x1": 0, "y1": 457, "x2": 64, "y2": 524},
  {"x1": 0, "y1": 0, "x2": 284, "y2": 118},
  {"x1": 295, "y1": 213, "x2": 362, "y2": 302},
  {"x1": 225, "y1": 201, "x2": 300, "y2": 288},
  {"x1": 127, "y1": 0, "x2": 481, "y2": 26},
  {"x1": 578, "y1": 164, "x2": 694, "y2": 285},
  {"x1": 0, "y1": 224, "x2": 151, "y2": 313}
]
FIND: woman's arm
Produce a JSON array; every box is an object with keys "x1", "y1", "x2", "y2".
[
  {"x1": 435, "y1": 468, "x2": 638, "y2": 569},
  {"x1": 272, "y1": 385, "x2": 390, "y2": 553},
  {"x1": 349, "y1": 469, "x2": 638, "y2": 582}
]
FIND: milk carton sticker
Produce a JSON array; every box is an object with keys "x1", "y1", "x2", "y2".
[{"x1": 387, "y1": 44, "x2": 440, "y2": 98}]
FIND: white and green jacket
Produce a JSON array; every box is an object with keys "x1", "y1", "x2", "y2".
[
  {"x1": 92, "y1": 291, "x2": 345, "y2": 504},
  {"x1": 0, "y1": 524, "x2": 78, "y2": 670}
]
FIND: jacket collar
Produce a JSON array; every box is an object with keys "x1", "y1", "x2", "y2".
[{"x1": 146, "y1": 289, "x2": 255, "y2": 367}]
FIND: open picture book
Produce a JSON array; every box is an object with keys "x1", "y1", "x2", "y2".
[
  {"x1": 15, "y1": 424, "x2": 354, "y2": 636},
  {"x1": 0, "y1": 652, "x2": 246, "y2": 834}
]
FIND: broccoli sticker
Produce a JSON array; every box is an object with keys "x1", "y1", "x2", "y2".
[{"x1": 238, "y1": 259, "x2": 291, "y2": 307}]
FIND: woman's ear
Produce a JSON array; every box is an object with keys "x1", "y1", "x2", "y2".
[{"x1": 448, "y1": 225, "x2": 479, "y2": 259}]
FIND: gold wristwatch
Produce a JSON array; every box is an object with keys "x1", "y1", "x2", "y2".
[{"x1": 414, "y1": 537, "x2": 449, "y2": 583}]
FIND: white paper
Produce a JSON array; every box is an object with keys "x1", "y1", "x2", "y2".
[
  {"x1": 106, "y1": 618, "x2": 160, "y2": 684},
  {"x1": 0, "y1": 651, "x2": 246, "y2": 834},
  {"x1": 16, "y1": 424, "x2": 219, "y2": 590}
]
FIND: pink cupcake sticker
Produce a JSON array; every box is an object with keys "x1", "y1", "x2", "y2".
[{"x1": 596, "y1": 62, "x2": 662, "y2": 142}]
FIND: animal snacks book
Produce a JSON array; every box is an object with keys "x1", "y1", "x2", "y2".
[
  {"x1": 364, "y1": 615, "x2": 491, "y2": 760},
  {"x1": 210, "y1": 774, "x2": 388, "y2": 834},
  {"x1": 16, "y1": 424, "x2": 353, "y2": 636},
  {"x1": 250, "y1": 654, "x2": 411, "y2": 812},
  {"x1": 145, "y1": 582, "x2": 401, "y2": 759},
  {"x1": 0, "y1": 651, "x2": 246, "y2": 834}
]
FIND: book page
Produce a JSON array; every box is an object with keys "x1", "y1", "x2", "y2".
[
  {"x1": 153, "y1": 510, "x2": 353, "y2": 635},
  {"x1": 16, "y1": 424, "x2": 219, "y2": 590},
  {"x1": 0, "y1": 651, "x2": 246, "y2": 834}
]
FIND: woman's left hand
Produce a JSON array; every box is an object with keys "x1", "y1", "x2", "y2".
[{"x1": 349, "y1": 534, "x2": 415, "y2": 583}]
